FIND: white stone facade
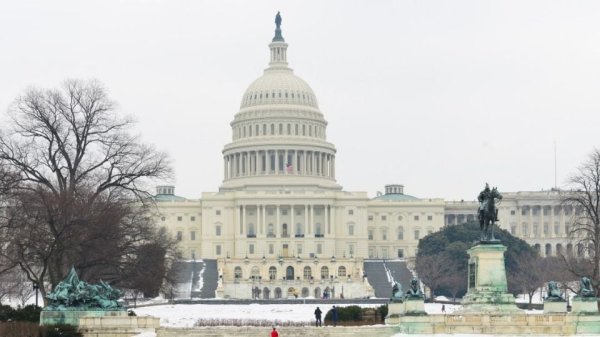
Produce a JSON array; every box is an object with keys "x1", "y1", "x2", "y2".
[{"x1": 154, "y1": 19, "x2": 574, "y2": 299}]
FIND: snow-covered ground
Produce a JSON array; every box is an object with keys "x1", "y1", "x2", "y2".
[{"x1": 134, "y1": 302, "x2": 462, "y2": 328}]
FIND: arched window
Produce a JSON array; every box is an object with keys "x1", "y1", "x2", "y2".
[
  {"x1": 315, "y1": 223, "x2": 323, "y2": 236},
  {"x1": 295, "y1": 223, "x2": 303, "y2": 236},
  {"x1": 274, "y1": 287, "x2": 282, "y2": 299},
  {"x1": 263, "y1": 287, "x2": 270, "y2": 299},
  {"x1": 303, "y1": 266, "x2": 312, "y2": 280},
  {"x1": 534, "y1": 243, "x2": 541, "y2": 253},
  {"x1": 545, "y1": 243, "x2": 552, "y2": 256},
  {"x1": 321, "y1": 266, "x2": 329, "y2": 279},
  {"x1": 577, "y1": 243, "x2": 584, "y2": 257},
  {"x1": 397, "y1": 226, "x2": 404, "y2": 240},
  {"x1": 251, "y1": 266, "x2": 260, "y2": 279},
  {"x1": 269, "y1": 266, "x2": 277, "y2": 280},
  {"x1": 286, "y1": 266, "x2": 295, "y2": 280},
  {"x1": 338, "y1": 266, "x2": 347, "y2": 277},
  {"x1": 234, "y1": 266, "x2": 242, "y2": 279},
  {"x1": 567, "y1": 243, "x2": 573, "y2": 256},
  {"x1": 314, "y1": 287, "x2": 321, "y2": 298},
  {"x1": 282, "y1": 223, "x2": 288, "y2": 237},
  {"x1": 556, "y1": 243, "x2": 563, "y2": 255},
  {"x1": 302, "y1": 287, "x2": 309, "y2": 297},
  {"x1": 267, "y1": 223, "x2": 274, "y2": 237}
]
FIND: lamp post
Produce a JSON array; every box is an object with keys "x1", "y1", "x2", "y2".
[{"x1": 32, "y1": 283, "x2": 39, "y2": 307}]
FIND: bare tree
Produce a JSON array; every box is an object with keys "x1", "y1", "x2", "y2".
[
  {"x1": 0, "y1": 79, "x2": 174, "y2": 304},
  {"x1": 509, "y1": 252, "x2": 546, "y2": 308},
  {"x1": 416, "y1": 253, "x2": 455, "y2": 301},
  {"x1": 561, "y1": 148, "x2": 600, "y2": 297}
]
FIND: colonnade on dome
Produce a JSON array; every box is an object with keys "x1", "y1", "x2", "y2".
[{"x1": 223, "y1": 149, "x2": 335, "y2": 180}]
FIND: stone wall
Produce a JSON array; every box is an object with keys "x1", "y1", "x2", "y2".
[
  {"x1": 79, "y1": 315, "x2": 160, "y2": 337},
  {"x1": 158, "y1": 326, "x2": 397, "y2": 337}
]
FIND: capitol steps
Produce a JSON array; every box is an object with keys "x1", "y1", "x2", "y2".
[{"x1": 363, "y1": 260, "x2": 413, "y2": 298}]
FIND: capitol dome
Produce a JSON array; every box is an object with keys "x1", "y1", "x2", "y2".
[
  {"x1": 240, "y1": 70, "x2": 318, "y2": 109},
  {"x1": 220, "y1": 13, "x2": 340, "y2": 192}
]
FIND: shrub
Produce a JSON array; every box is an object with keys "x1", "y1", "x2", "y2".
[
  {"x1": 0, "y1": 305, "x2": 42, "y2": 323},
  {"x1": 325, "y1": 305, "x2": 362, "y2": 322},
  {"x1": 41, "y1": 324, "x2": 82, "y2": 337},
  {"x1": 376, "y1": 304, "x2": 388, "y2": 321}
]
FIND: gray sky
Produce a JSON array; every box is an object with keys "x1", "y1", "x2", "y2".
[{"x1": 1, "y1": 0, "x2": 599, "y2": 201}]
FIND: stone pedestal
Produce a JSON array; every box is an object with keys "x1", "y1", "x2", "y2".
[
  {"x1": 544, "y1": 300, "x2": 567, "y2": 313},
  {"x1": 572, "y1": 297, "x2": 598, "y2": 314},
  {"x1": 405, "y1": 298, "x2": 426, "y2": 315},
  {"x1": 385, "y1": 301, "x2": 405, "y2": 324},
  {"x1": 460, "y1": 242, "x2": 519, "y2": 313},
  {"x1": 40, "y1": 309, "x2": 127, "y2": 327}
]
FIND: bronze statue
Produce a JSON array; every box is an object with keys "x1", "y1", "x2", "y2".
[
  {"x1": 45, "y1": 267, "x2": 123, "y2": 310},
  {"x1": 545, "y1": 280, "x2": 564, "y2": 301},
  {"x1": 579, "y1": 276, "x2": 595, "y2": 297},
  {"x1": 275, "y1": 11, "x2": 282, "y2": 29},
  {"x1": 478, "y1": 183, "x2": 502, "y2": 241},
  {"x1": 405, "y1": 278, "x2": 424, "y2": 299},
  {"x1": 391, "y1": 281, "x2": 404, "y2": 302}
]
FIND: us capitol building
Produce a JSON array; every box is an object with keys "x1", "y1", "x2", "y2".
[{"x1": 155, "y1": 16, "x2": 577, "y2": 299}]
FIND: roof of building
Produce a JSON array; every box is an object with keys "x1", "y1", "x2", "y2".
[
  {"x1": 154, "y1": 194, "x2": 187, "y2": 202},
  {"x1": 372, "y1": 193, "x2": 419, "y2": 201}
]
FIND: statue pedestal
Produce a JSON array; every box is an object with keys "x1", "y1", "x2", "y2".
[
  {"x1": 405, "y1": 297, "x2": 426, "y2": 315},
  {"x1": 460, "y1": 242, "x2": 519, "y2": 313},
  {"x1": 385, "y1": 301, "x2": 405, "y2": 324},
  {"x1": 572, "y1": 297, "x2": 598, "y2": 314},
  {"x1": 40, "y1": 309, "x2": 127, "y2": 326},
  {"x1": 543, "y1": 300, "x2": 567, "y2": 313}
]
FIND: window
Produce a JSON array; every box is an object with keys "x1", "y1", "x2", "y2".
[
  {"x1": 368, "y1": 229, "x2": 374, "y2": 240},
  {"x1": 303, "y1": 266, "x2": 312, "y2": 280},
  {"x1": 216, "y1": 245, "x2": 222, "y2": 255},
  {"x1": 269, "y1": 244, "x2": 274, "y2": 254},
  {"x1": 427, "y1": 215, "x2": 433, "y2": 221},
  {"x1": 511, "y1": 226, "x2": 516, "y2": 235},
  {"x1": 297, "y1": 244, "x2": 303, "y2": 255},
  {"x1": 338, "y1": 266, "x2": 347, "y2": 277},
  {"x1": 267, "y1": 223, "x2": 274, "y2": 237},
  {"x1": 348, "y1": 224, "x2": 354, "y2": 236},
  {"x1": 269, "y1": 266, "x2": 277, "y2": 280},
  {"x1": 368, "y1": 247, "x2": 375, "y2": 258},
  {"x1": 368, "y1": 215, "x2": 373, "y2": 221},
  {"x1": 521, "y1": 209, "x2": 527, "y2": 216},
  {"x1": 348, "y1": 209, "x2": 354, "y2": 215},
  {"x1": 543, "y1": 223, "x2": 549, "y2": 236},
  {"x1": 281, "y1": 209, "x2": 288, "y2": 216},
  {"x1": 554, "y1": 223, "x2": 560, "y2": 235},
  {"x1": 510, "y1": 210, "x2": 516, "y2": 215},
  {"x1": 320, "y1": 266, "x2": 329, "y2": 279},
  {"x1": 348, "y1": 244, "x2": 355, "y2": 256},
  {"x1": 161, "y1": 216, "x2": 165, "y2": 221},
  {"x1": 216, "y1": 225, "x2": 222, "y2": 236},
  {"x1": 397, "y1": 249, "x2": 404, "y2": 258},
  {"x1": 315, "y1": 223, "x2": 323, "y2": 236},
  {"x1": 190, "y1": 231, "x2": 196, "y2": 241},
  {"x1": 382, "y1": 229, "x2": 387, "y2": 241},
  {"x1": 414, "y1": 215, "x2": 419, "y2": 221},
  {"x1": 427, "y1": 229, "x2": 433, "y2": 235},
  {"x1": 381, "y1": 215, "x2": 387, "y2": 221},
  {"x1": 177, "y1": 216, "x2": 182, "y2": 221},
  {"x1": 176, "y1": 231, "x2": 183, "y2": 241},
  {"x1": 317, "y1": 243, "x2": 322, "y2": 254},
  {"x1": 191, "y1": 216, "x2": 196, "y2": 221},
  {"x1": 522, "y1": 224, "x2": 528, "y2": 235},
  {"x1": 249, "y1": 244, "x2": 255, "y2": 254},
  {"x1": 397, "y1": 227, "x2": 404, "y2": 240},
  {"x1": 234, "y1": 266, "x2": 242, "y2": 279},
  {"x1": 397, "y1": 215, "x2": 403, "y2": 221},
  {"x1": 414, "y1": 230, "x2": 420, "y2": 240},
  {"x1": 216, "y1": 210, "x2": 221, "y2": 216}
]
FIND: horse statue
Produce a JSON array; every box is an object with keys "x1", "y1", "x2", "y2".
[{"x1": 478, "y1": 183, "x2": 502, "y2": 241}]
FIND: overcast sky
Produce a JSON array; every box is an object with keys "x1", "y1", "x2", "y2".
[{"x1": 1, "y1": 1, "x2": 599, "y2": 201}]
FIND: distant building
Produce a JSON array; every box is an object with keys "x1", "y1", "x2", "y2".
[{"x1": 154, "y1": 17, "x2": 574, "y2": 299}]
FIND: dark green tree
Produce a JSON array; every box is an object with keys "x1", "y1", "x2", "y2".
[{"x1": 416, "y1": 221, "x2": 538, "y2": 298}]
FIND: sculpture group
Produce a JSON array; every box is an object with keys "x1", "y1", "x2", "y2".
[{"x1": 46, "y1": 267, "x2": 122, "y2": 310}]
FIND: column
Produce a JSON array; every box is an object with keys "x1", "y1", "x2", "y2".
[
  {"x1": 528, "y1": 206, "x2": 533, "y2": 238},
  {"x1": 293, "y1": 150, "x2": 298, "y2": 174},
  {"x1": 290, "y1": 205, "x2": 295, "y2": 234},
  {"x1": 332, "y1": 156, "x2": 335, "y2": 179},
  {"x1": 305, "y1": 205, "x2": 309, "y2": 235},
  {"x1": 275, "y1": 150, "x2": 279, "y2": 175},
  {"x1": 223, "y1": 157, "x2": 227, "y2": 179},
  {"x1": 242, "y1": 205, "x2": 246, "y2": 235},
  {"x1": 310, "y1": 205, "x2": 315, "y2": 235},
  {"x1": 325, "y1": 205, "x2": 329, "y2": 235},
  {"x1": 276, "y1": 205, "x2": 280, "y2": 236},
  {"x1": 263, "y1": 205, "x2": 267, "y2": 235},
  {"x1": 259, "y1": 205, "x2": 263, "y2": 234},
  {"x1": 255, "y1": 151, "x2": 259, "y2": 175}
]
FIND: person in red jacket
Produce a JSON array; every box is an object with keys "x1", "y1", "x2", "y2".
[{"x1": 271, "y1": 326, "x2": 279, "y2": 337}]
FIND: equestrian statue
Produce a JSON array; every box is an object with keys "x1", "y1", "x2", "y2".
[{"x1": 478, "y1": 183, "x2": 502, "y2": 242}]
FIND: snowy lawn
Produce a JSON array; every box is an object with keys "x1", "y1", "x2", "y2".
[{"x1": 133, "y1": 302, "x2": 462, "y2": 328}]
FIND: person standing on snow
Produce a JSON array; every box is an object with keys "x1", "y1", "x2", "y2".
[{"x1": 314, "y1": 306, "x2": 322, "y2": 327}]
